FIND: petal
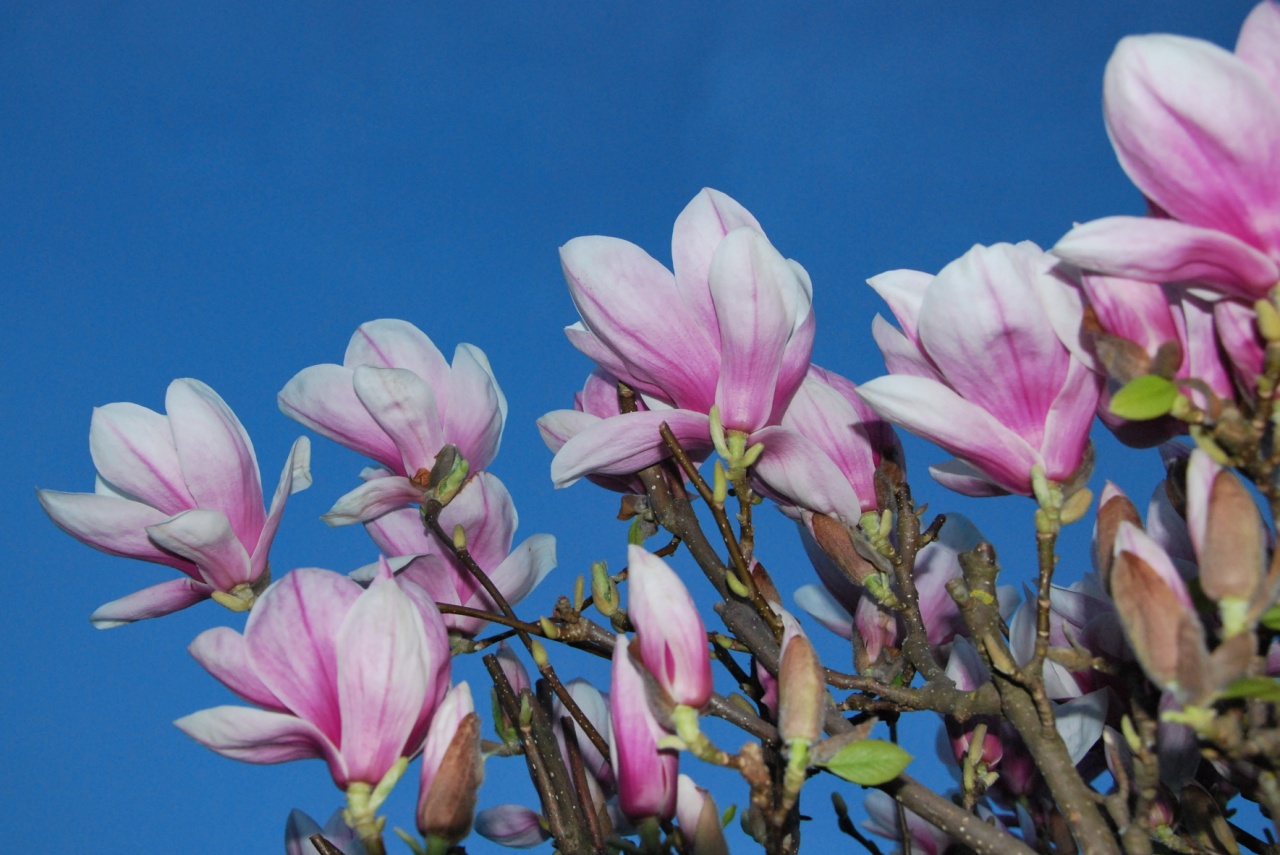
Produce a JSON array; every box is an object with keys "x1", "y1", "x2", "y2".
[
  {"x1": 337, "y1": 573, "x2": 433, "y2": 783},
  {"x1": 550, "y1": 410, "x2": 713, "y2": 488},
  {"x1": 1080, "y1": 273, "x2": 1179, "y2": 359},
  {"x1": 610, "y1": 635, "x2": 679, "y2": 821},
  {"x1": 772, "y1": 289, "x2": 816, "y2": 422},
  {"x1": 251, "y1": 437, "x2": 312, "y2": 580},
  {"x1": 536, "y1": 409, "x2": 597, "y2": 454},
  {"x1": 147, "y1": 509, "x2": 253, "y2": 591},
  {"x1": 365, "y1": 505, "x2": 435, "y2": 558},
  {"x1": 1038, "y1": 357, "x2": 1102, "y2": 481},
  {"x1": 90, "y1": 577, "x2": 212, "y2": 628},
  {"x1": 89, "y1": 402, "x2": 192, "y2": 514},
  {"x1": 321, "y1": 476, "x2": 423, "y2": 526},
  {"x1": 1104, "y1": 33, "x2": 1280, "y2": 252},
  {"x1": 475, "y1": 805, "x2": 550, "y2": 848},
  {"x1": 438, "y1": 471, "x2": 517, "y2": 570},
  {"x1": 710, "y1": 227, "x2": 805, "y2": 432},
  {"x1": 867, "y1": 269, "x2": 934, "y2": 347},
  {"x1": 352, "y1": 366, "x2": 444, "y2": 476},
  {"x1": 37, "y1": 489, "x2": 194, "y2": 571},
  {"x1": 871, "y1": 314, "x2": 942, "y2": 380},
  {"x1": 1055, "y1": 216, "x2": 1280, "y2": 297},
  {"x1": 1237, "y1": 1, "x2": 1280, "y2": 97},
  {"x1": 1216, "y1": 298, "x2": 1265, "y2": 390},
  {"x1": 671, "y1": 188, "x2": 763, "y2": 346},
  {"x1": 857, "y1": 375, "x2": 1040, "y2": 495},
  {"x1": 561, "y1": 236, "x2": 716, "y2": 412},
  {"x1": 174, "y1": 706, "x2": 346, "y2": 785},
  {"x1": 483, "y1": 533, "x2": 557, "y2": 609},
  {"x1": 445, "y1": 343, "x2": 506, "y2": 471},
  {"x1": 345, "y1": 319, "x2": 451, "y2": 399},
  {"x1": 279, "y1": 364, "x2": 402, "y2": 470},
  {"x1": 750, "y1": 426, "x2": 864, "y2": 522},
  {"x1": 245, "y1": 568, "x2": 361, "y2": 743},
  {"x1": 188, "y1": 626, "x2": 287, "y2": 710},
  {"x1": 792, "y1": 584, "x2": 854, "y2": 640},
  {"x1": 563, "y1": 322, "x2": 669, "y2": 402},
  {"x1": 928, "y1": 459, "x2": 1010, "y2": 498},
  {"x1": 166, "y1": 379, "x2": 265, "y2": 547},
  {"x1": 1056, "y1": 690, "x2": 1108, "y2": 765},
  {"x1": 779, "y1": 369, "x2": 883, "y2": 507}
]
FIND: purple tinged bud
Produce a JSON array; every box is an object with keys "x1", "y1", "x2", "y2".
[{"x1": 626, "y1": 546, "x2": 713, "y2": 709}]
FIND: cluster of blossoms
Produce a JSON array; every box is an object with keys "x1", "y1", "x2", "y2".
[{"x1": 36, "y1": 4, "x2": 1280, "y2": 855}]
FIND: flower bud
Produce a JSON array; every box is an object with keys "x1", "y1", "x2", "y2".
[{"x1": 777, "y1": 626, "x2": 824, "y2": 745}]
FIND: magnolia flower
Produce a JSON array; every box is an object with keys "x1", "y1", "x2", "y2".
[
  {"x1": 361, "y1": 472, "x2": 556, "y2": 636},
  {"x1": 859, "y1": 242, "x2": 1101, "y2": 497},
  {"x1": 278, "y1": 319, "x2": 506, "y2": 524},
  {"x1": 611, "y1": 635, "x2": 679, "y2": 822},
  {"x1": 38, "y1": 378, "x2": 311, "y2": 627},
  {"x1": 1054, "y1": 3, "x2": 1280, "y2": 300},
  {"x1": 627, "y1": 545, "x2": 713, "y2": 709},
  {"x1": 549, "y1": 188, "x2": 814, "y2": 487},
  {"x1": 176, "y1": 560, "x2": 451, "y2": 791}
]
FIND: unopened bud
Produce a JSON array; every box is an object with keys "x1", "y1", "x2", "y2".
[
  {"x1": 417, "y1": 713, "x2": 484, "y2": 845},
  {"x1": 1059, "y1": 486, "x2": 1093, "y2": 526},
  {"x1": 590, "y1": 561, "x2": 618, "y2": 616},
  {"x1": 530, "y1": 637, "x2": 550, "y2": 667},
  {"x1": 537, "y1": 618, "x2": 560, "y2": 642},
  {"x1": 452, "y1": 524, "x2": 466, "y2": 550},
  {"x1": 428, "y1": 445, "x2": 470, "y2": 506},
  {"x1": 1257, "y1": 298, "x2": 1280, "y2": 343},
  {"x1": 778, "y1": 632, "x2": 824, "y2": 745},
  {"x1": 713, "y1": 461, "x2": 728, "y2": 507},
  {"x1": 1200, "y1": 469, "x2": 1265, "y2": 608}
]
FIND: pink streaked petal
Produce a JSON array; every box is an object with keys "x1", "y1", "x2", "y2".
[
  {"x1": 537, "y1": 409, "x2": 597, "y2": 454},
  {"x1": 561, "y1": 236, "x2": 717, "y2": 412},
  {"x1": 772, "y1": 294, "x2": 816, "y2": 423},
  {"x1": 867, "y1": 269, "x2": 933, "y2": 346},
  {"x1": 1080, "y1": 273, "x2": 1178, "y2": 359},
  {"x1": 399, "y1": 555, "x2": 465, "y2": 610},
  {"x1": 928, "y1": 459, "x2": 1011, "y2": 498},
  {"x1": 793, "y1": 584, "x2": 854, "y2": 640},
  {"x1": 353, "y1": 366, "x2": 444, "y2": 475},
  {"x1": 1113, "y1": 521, "x2": 1195, "y2": 608},
  {"x1": 482, "y1": 533, "x2": 557, "y2": 610},
  {"x1": 780, "y1": 370, "x2": 880, "y2": 503},
  {"x1": 750, "y1": 426, "x2": 864, "y2": 522},
  {"x1": 1216, "y1": 298, "x2": 1265, "y2": 390},
  {"x1": 1034, "y1": 258, "x2": 1092, "y2": 367},
  {"x1": 37, "y1": 489, "x2": 195, "y2": 571},
  {"x1": 440, "y1": 472, "x2": 517, "y2": 571},
  {"x1": 250, "y1": 437, "x2": 312, "y2": 581},
  {"x1": 580, "y1": 368, "x2": 628, "y2": 417},
  {"x1": 366, "y1": 504, "x2": 434, "y2": 558},
  {"x1": 445, "y1": 344, "x2": 506, "y2": 471},
  {"x1": 174, "y1": 706, "x2": 346, "y2": 785},
  {"x1": 245, "y1": 568, "x2": 361, "y2": 743},
  {"x1": 146, "y1": 509, "x2": 253, "y2": 591},
  {"x1": 671, "y1": 188, "x2": 763, "y2": 347},
  {"x1": 550, "y1": 410, "x2": 712, "y2": 488},
  {"x1": 563, "y1": 323, "x2": 667, "y2": 400},
  {"x1": 90, "y1": 577, "x2": 212, "y2": 628},
  {"x1": 337, "y1": 572, "x2": 433, "y2": 783},
  {"x1": 345, "y1": 319, "x2": 451, "y2": 401},
  {"x1": 1179, "y1": 296, "x2": 1235, "y2": 399},
  {"x1": 919, "y1": 243, "x2": 1068, "y2": 443},
  {"x1": 388, "y1": 565, "x2": 453, "y2": 728},
  {"x1": 321, "y1": 476, "x2": 423, "y2": 527},
  {"x1": 1104, "y1": 33, "x2": 1280, "y2": 252},
  {"x1": 166, "y1": 379, "x2": 265, "y2": 547},
  {"x1": 279, "y1": 364, "x2": 402, "y2": 471},
  {"x1": 710, "y1": 227, "x2": 803, "y2": 432},
  {"x1": 188, "y1": 626, "x2": 287, "y2": 711},
  {"x1": 857, "y1": 375, "x2": 1040, "y2": 495},
  {"x1": 88, "y1": 403, "x2": 192, "y2": 514},
  {"x1": 475, "y1": 805, "x2": 550, "y2": 848},
  {"x1": 1038, "y1": 357, "x2": 1102, "y2": 481},
  {"x1": 871, "y1": 315, "x2": 942, "y2": 381},
  {"x1": 1238, "y1": 1, "x2": 1280, "y2": 97}
]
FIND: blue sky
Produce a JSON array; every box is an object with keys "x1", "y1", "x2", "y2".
[{"x1": 3, "y1": 2, "x2": 1259, "y2": 853}]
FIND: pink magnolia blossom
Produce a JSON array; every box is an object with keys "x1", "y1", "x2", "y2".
[
  {"x1": 1054, "y1": 3, "x2": 1280, "y2": 299},
  {"x1": 858, "y1": 242, "x2": 1102, "y2": 497},
  {"x1": 176, "y1": 559, "x2": 451, "y2": 791},
  {"x1": 361, "y1": 472, "x2": 555, "y2": 636},
  {"x1": 38, "y1": 378, "x2": 311, "y2": 627},
  {"x1": 278, "y1": 319, "x2": 506, "y2": 524},
  {"x1": 610, "y1": 634, "x2": 679, "y2": 822},
  {"x1": 549, "y1": 188, "x2": 814, "y2": 487},
  {"x1": 626, "y1": 545, "x2": 713, "y2": 709}
]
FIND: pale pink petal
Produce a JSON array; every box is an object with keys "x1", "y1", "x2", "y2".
[
  {"x1": 90, "y1": 577, "x2": 212, "y2": 628},
  {"x1": 345, "y1": 319, "x2": 451, "y2": 400},
  {"x1": 671, "y1": 188, "x2": 763, "y2": 345},
  {"x1": 750, "y1": 426, "x2": 864, "y2": 522},
  {"x1": 1104, "y1": 34, "x2": 1280, "y2": 252},
  {"x1": 88, "y1": 403, "x2": 192, "y2": 514},
  {"x1": 365, "y1": 505, "x2": 434, "y2": 559},
  {"x1": 251, "y1": 437, "x2": 312, "y2": 580},
  {"x1": 174, "y1": 706, "x2": 346, "y2": 784},
  {"x1": 871, "y1": 315, "x2": 942, "y2": 380},
  {"x1": 1183, "y1": 449, "x2": 1219, "y2": 558},
  {"x1": 37, "y1": 489, "x2": 195, "y2": 571},
  {"x1": 278, "y1": 364, "x2": 401, "y2": 470},
  {"x1": 475, "y1": 805, "x2": 549, "y2": 848},
  {"x1": 321, "y1": 476, "x2": 424, "y2": 526},
  {"x1": 1216, "y1": 298, "x2": 1265, "y2": 389},
  {"x1": 561, "y1": 236, "x2": 716, "y2": 412},
  {"x1": 610, "y1": 635, "x2": 679, "y2": 821},
  {"x1": 481, "y1": 534, "x2": 557, "y2": 611},
  {"x1": 1237, "y1": 1, "x2": 1280, "y2": 97},
  {"x1": 188, "y1": 626, "x2": 287, "y2": 711},
  {"x1": 1179, "y1": 296, "x2": 1235, "y2": 399},
  {"x1": 780, "y1": 370, "x2": 883, "y2": 505},
  {"x1": 1055, "y1": 217, "x2": 1280, "y2": 298},
  {"x1": 146, "y1": 509, "x2": 253, "y2": 591},
  {"x1": 550, "y1": 410, "x2": 713, "y2": 488},
  {"x1": 166, "y1": 379, "x2": 265, "y2": 547},
  {"x1": 337, "y1": 571, "x2": 433, "y2": 783},
  {"x1": 445, "y1": 344, "x2": 506, "y2": 471},
  {"x1": 709, "y1": 227, "x2": 803, "y2": 432},
  {"x1": 793, "y1": 584, "x2": 854, "y2": 640},
  {"x1": 772, "y1": 294, "x2": 816, "y2": 422},
  {"x1": 928, "y1": 459, "x2": 1011, "y2": 498},
  {"x1": 352, "y1": 366, "x2": 443, "y2": 476},
  {"x1": 563, "y1": 323, "x2": 667, "y2": 401},
  {"x1": 866, "y1": 269, "x2": 934, "y2": 346},
  {"x1": 857, "y1": 375, "x2": 1040, "y2": 495},
  {"x1": 438, "y1": 471, "x2": 517, "y2": 571},
  {"x1": 1038, "y1": 357, "x2": 1102, "y2": 481},
  {"x1": 245, "y1": 568, "x2": 361, "y2": 743},
  {"x1": 536, "y1": 409, "x2": 597, "y2": 454},
  {"x1": 1079, "y1": 273, "x2": 1178, "y2": 361}
]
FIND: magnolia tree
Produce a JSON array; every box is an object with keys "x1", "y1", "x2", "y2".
[{"x1": 36, "y1": 6, "x2": 1280, "y2": 855}]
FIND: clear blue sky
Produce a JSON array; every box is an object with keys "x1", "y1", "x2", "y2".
[{"x1": 3, "y1": 3, "x2": 1257, "y2": 852}]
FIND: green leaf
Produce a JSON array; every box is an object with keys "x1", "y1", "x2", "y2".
[
  {"x1": 1218, "y1": 676, "x2": 1280, "y2": 703},
  {"x1": 816, "y1": 739, "x2": 911, "y2": 786},
  {"x1": 1108, "y1": 375, "x2": 1178, "y2": 421},
  {"x1": 1260, "y1": 603, "x2": 1280, "y2": 632}
]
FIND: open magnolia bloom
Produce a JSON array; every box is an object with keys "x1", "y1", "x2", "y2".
[
  {"x1": 38, "y1": 378, "x2": 311, "y2": 627},
  {"x1": 176, "y1": 560, "x2": 452, "y2": 792},
  {"x1": 548, "y1": 187, "x2": 814, "y2": 487},
  {"x1": 1054, "y1": 2, "x2": 1280, "y2": 300},
  {"x1": 279, "y1": 319, "x2": 506, "y2": 524}
]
